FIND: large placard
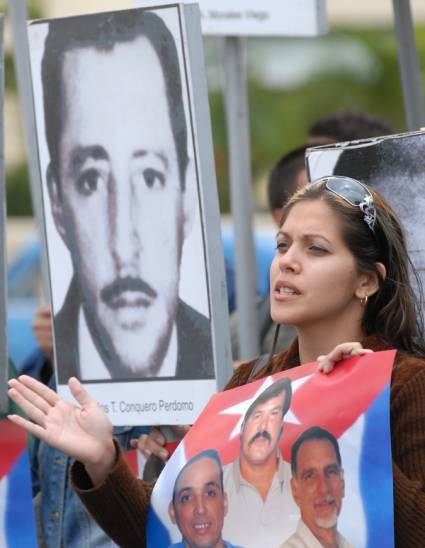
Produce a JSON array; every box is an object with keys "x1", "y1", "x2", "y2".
[
  {"x1": 135, "y1": 0, "x2": 328, "y2": 37},
  {"x1": 147, "y1": 352, "x2": 395, "y2": 547},
  {"x1": 28, "y1": 4, "x2": 230, "y2": 425}
]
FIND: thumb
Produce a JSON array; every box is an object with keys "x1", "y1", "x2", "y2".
[{"x1": 68, "y1": 377, "x2": 95, "y2": 408}]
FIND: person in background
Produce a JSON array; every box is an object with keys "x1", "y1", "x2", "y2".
[{"x1": 307, "y1": 109, "x2": 392, "y2": 145}]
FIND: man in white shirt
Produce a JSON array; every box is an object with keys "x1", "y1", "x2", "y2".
[
  {"x1": 281, "y1": 426, "x2": 353, "y2": 548},
  {"x1": 222, "y1": 378, "x2": 299, "y2": 547}
]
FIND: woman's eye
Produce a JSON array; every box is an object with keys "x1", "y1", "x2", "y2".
[
  {"x1": 143, "y1": 168, "x2": 165, "y2": 189},
  {"x1": 276, "y1": 241, "x2": 289, "y2": 252},
  {"x1": 309, "y1": 245, "x2": 328, "y2": 254},
  {"x1": 76, "y1": 168, "x2": 104, "y2": 196}
]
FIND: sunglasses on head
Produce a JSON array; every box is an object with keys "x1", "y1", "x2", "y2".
[{"x1": 320, "y1": 175, "x2": 376, "y2": 232}]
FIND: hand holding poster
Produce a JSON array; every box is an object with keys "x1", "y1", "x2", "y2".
[{"x1": 147, "y1": 351, "x2": 395, "y2": 548}]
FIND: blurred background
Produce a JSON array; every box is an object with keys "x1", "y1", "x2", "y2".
[{"x1": 3, "y1": 0, "x2": 425, "y2": 365}]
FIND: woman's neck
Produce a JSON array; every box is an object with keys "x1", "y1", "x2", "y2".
[{"x1": 297, "y1": 320, "x2": 364, "y2": 365}]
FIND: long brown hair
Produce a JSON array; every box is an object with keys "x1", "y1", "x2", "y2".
[{"x1": 279, "y1": 178, "x2": 425, "y2": 357}]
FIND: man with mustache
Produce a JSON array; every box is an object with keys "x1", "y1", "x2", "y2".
[
  {"x1": 39, "y1": 10, "x2": 213, "y2": 382},
  {"x1": 281, "y1": 426, "x2": 352, "y2": 548},
  {"x1": 222, "y1": 378, "x2": 299, "y2": 547}
]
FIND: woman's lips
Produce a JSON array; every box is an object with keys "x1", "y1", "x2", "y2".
[{"x1": 274, "y1": 281, "x2": 301, "y2": 297}]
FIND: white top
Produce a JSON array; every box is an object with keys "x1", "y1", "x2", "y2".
[{"x1": 280, "y1": 519, "x2": 354, "y2": 548}]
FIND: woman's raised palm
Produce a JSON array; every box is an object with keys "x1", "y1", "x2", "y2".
[{"x1": 8, "y1": 375, "x2": 113, "y2": 466}]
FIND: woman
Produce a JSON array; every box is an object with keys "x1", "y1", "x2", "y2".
[{"x1": 9, "y1": 177, "x2": 425, "y2": 547}]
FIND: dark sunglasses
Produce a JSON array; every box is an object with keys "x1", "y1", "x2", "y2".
[{"x1": 321, "y1": 175, "x2": 376, "y2": 231}]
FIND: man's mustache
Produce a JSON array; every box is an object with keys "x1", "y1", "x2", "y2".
[
  {"x1": 100, "y1": 276, "x2": 158, "y2": 306},
  {"x1": 249, "y1": 430, "x2": 272, "y2": 446}
]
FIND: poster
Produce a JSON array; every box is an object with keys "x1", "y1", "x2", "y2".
[
  {"x1": 28, "y1": 5, "x2": 228, "y2": 424},
  {"x1": 147, "y1": 351, "x2": 395, "y2": 547}
]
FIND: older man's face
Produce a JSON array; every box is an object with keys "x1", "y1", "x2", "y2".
[
  {"x1": 291, "y1": 439, "x2": 345, "y2": 533},
  {"x1": 51, "y1": 36, "x2": 184, "y2": 378},
  {"x1": 169, "y1": 457, "x2": 227, "y2": 548},
  {"x1": 240, "y1": 394, "x2": 285, "y2": 466}
]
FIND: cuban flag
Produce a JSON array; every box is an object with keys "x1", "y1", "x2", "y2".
[
  {"x1": 0, "y1": 420, "x2": 37, "y2": 547},
  {"x1": 147, "y1": 350, "x2": 395, "y2": 548}
]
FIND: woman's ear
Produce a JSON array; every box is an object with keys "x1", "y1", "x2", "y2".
[{"x1": 355, "y1": 262, "x2": 386, "y2": 300}]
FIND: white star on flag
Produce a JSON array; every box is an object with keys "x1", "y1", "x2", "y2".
[{"x1": 219, "y1": 374, "x2": 312, "y2": 440}]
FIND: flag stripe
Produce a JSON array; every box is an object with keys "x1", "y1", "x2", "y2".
[{"x1": 0, "y1": 421, "x2": 27, "y2": 480}]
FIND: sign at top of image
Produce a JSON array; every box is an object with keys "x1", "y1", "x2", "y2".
[{"x1": 135, "y1": 0, "x2": 328, "y2": 36}]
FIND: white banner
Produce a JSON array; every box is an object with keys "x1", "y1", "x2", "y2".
[{"x1": 136, "y1": 1, "x2": 328, "y2": 36}]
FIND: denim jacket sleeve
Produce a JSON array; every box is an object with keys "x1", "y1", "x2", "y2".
[{"x1": 34, "y1": 424, "x2": 149, "y2": 548}]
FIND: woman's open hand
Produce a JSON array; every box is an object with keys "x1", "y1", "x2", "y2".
[
  {"x1": 8, "y1": 375, "x2": 116, "y2": 484},
  {"x1": 317, "y1": 342, "x2": 373, "y2": 374}
]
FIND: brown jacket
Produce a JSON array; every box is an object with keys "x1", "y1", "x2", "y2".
[{"x1": 71, "y1": 336, "x2": 425, "y2": 547}]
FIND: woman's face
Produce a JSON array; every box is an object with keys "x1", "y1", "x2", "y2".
[{"x1": 270, "y1": 199, "x2": 364, "y2": 330}]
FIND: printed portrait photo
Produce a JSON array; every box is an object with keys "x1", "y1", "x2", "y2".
[
  {"x1": 28, "y1": 6, "x2": 215, "y2": 387},
  {"x1": 147, "y1": 352, "x2": 395, "y2": 547}
]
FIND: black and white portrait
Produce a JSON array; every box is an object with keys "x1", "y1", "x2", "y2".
[{"x1": 28, "y1": 6, "x2": 219, "y2": 422}]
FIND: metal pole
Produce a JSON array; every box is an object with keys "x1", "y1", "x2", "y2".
[
  {"x1": 0, "y1": 17, "x2": 7, "y2": 413},
  {"x1": 223, "y1": 37, "x2": 260, "y2": 360},
  {"x1": 392, "y1": 0, "x2": 425, "y2": 131},
  {"x1": 8, "y1": 0, "x2": 49, "y2": 297}
]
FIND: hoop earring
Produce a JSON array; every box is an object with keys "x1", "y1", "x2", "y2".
[{"x1": 360, "y1": 295, "x2": 369, "y2": 307}]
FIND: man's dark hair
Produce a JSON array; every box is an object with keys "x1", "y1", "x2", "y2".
[
  {"x1": 172, "y1": 448, "x2": 224, "y2": 505},
  {"x1": 268, "y1": 145, "x2": 308, "y2": 212},
  {"x1": 40, "y1": 9, "x2": 188, "y2": 190},
  {"x1": 242, "y1": 377, "x2": 292, "y2": 429},
  {"x1": 291, "y1": 426, "x2": 341, "y2": 475},
  {"x1": 308, "y1": 110, "x2": 393, "y2": 143}
]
